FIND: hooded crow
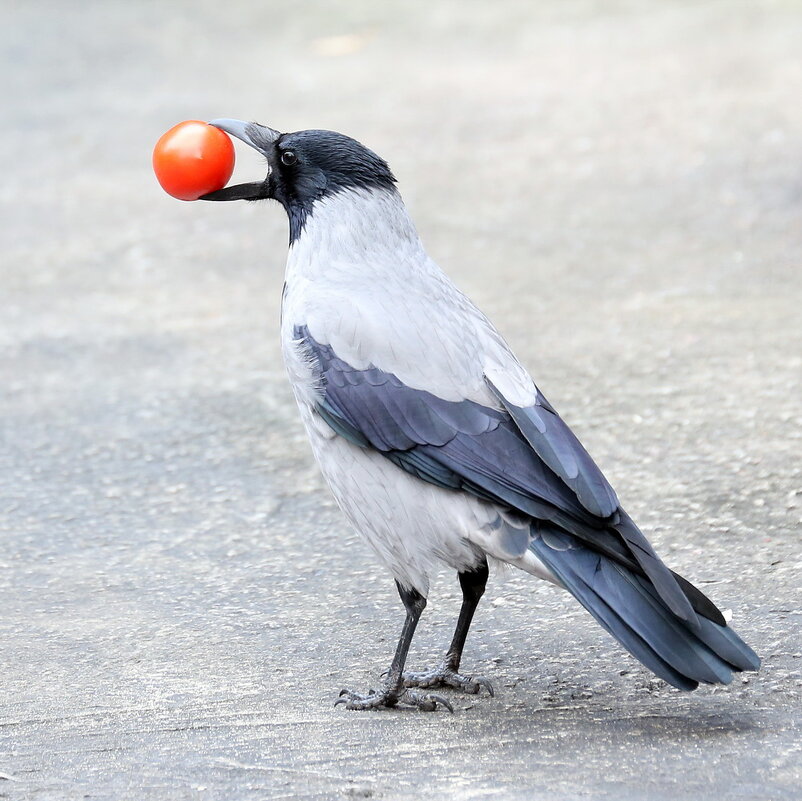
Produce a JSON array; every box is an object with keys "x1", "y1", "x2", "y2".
[{"x1": 201, "y1": 119, "x2": 760, "y2": 711}]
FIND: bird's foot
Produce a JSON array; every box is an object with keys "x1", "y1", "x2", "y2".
[
  {"x1": 335, "y1": 685, "x2": 453, "y2": 712},
  {"x1": 402, "y1": 663, "x2": 494, "y2": 696}
]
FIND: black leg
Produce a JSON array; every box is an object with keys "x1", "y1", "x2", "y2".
[
  {"x1": 445, "y1": 560, "x2": 489, "y2": 672},
  {"x1": 335, "y1": 581, "x2": 453, "y2": 712},
  {"x1": 381, "y1": 582, "x2": 427, "y2": 694},
  {"x1": 402, "y1": 559, "x2": 494, "y2": 696}
]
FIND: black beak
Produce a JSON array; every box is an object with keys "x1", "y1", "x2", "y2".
[{"x1": 199, "y1": 118, "x2": 281, "y2": 201}]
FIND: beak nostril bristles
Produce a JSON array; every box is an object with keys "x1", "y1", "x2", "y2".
[{"x1": 209, "y1": 118, "x2": 281, "y2": 152}]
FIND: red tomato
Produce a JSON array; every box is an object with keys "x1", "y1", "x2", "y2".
[{"x1": 152, "y1": 120, "x2": 235, "y2": 201}]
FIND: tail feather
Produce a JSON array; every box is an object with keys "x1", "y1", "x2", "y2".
[
  {"x1": 613, "y1": 509, "x2": 698, "y2": 626},
  {"x1": 669, "y1": 569, "x2": 727, "y2": 626},
  {"x1": 531, "y1": 528, "x2": 760, "y2": 689},
  {"x1": 636, "y1": 574, "x2": 760, "y2": 672}
]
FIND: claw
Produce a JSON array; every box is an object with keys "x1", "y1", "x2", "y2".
[{"x1": 335, "y1": 689, "x2": 359, "y2": 707}]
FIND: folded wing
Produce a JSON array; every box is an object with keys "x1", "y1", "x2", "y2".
[{"x1": 296, "y1": 325, "x2": 713, "y2": 624}]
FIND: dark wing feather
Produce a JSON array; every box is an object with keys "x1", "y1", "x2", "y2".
[
  {"x1": 487, "y1": 380, "x2": 619, "y2": 518},
  {"x1": 486, "y1": 380, "x2": 698, "y2": 624}
]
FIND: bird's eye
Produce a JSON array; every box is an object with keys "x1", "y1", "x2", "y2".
[{"x1": 281, "y1": 150, "x2": 297, "y2": 166}]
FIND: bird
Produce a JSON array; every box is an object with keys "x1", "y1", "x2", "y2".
[{"x1": 200, "y1": 118, "x2": 760, "y2": 711}]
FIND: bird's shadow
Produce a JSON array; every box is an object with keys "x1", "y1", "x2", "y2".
[
  {"x1": 496, "y1": 692, "x2": 766, "y2": 743},
  {"x1": 595, "y1": 709, "x2": 763, "y2": 739}
]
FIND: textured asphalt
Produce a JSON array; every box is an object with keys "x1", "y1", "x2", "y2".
[{"x1": 1, "y1": 2, "x2": 800, "y2": 799}]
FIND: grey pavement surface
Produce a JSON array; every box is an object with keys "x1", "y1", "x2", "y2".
[{"x1": 2, "y1": 1, "x2": 801, "y2": 799}]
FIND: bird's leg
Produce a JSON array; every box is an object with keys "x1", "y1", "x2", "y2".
[
  {"x1": 402, "y1": 559, "x2": 494, "y2": 696},
  {"x1": 335, "y1": 581, "x2": 453, "y2": 712}
]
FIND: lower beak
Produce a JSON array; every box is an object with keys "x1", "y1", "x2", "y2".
[{"x1": 199, "y1": 118, "x2": 281, "y2": 201}]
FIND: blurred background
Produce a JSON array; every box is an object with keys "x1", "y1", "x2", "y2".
[{"x1": 2, "y1": 2, "x2": 800, "y2": 799}]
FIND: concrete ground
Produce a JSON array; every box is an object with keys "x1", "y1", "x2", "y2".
[{"x1": 2, "y1": 1, "x2": 800, "y2": 799}]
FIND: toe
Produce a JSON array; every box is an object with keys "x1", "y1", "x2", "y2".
[
  {"x1": 403, "y1": 690, "x2": 454, "y2": 713},
  {"x1": 461, "y1": 675, "x2": 494, "y2": 696}
]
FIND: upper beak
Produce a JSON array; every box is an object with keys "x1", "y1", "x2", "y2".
[{"x1": 199, "y1": 118, "x2": 281, "y2": 201}]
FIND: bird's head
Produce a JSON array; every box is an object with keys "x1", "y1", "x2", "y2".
[{"x1": 200, "y1": 119, "x2": 396, "y2": 240}]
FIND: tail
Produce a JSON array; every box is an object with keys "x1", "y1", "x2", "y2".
[{"x1": 530, "y1": 527, "x2": 760, "y2": 690}]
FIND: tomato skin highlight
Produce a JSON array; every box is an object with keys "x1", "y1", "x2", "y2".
[{"x1": 152, "y1": 120, "x2": 235, "y2": 201}]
